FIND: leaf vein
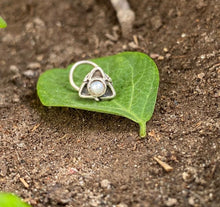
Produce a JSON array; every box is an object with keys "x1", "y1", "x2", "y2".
[
  {"x1": 140, "y1": 66, "x2": 156, "y2": 119},
  {"x1": 127, "y1": 61, "x2": 135, "y2": 110}
]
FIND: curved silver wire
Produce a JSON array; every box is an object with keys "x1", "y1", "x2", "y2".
[{"x1": 69, "y1": 60, "x2": 99, "y2": 91}]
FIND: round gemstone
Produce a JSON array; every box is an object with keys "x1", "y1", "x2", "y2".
[{"x1": 89, "y1": 80, "x2": 106, "y2": 97}]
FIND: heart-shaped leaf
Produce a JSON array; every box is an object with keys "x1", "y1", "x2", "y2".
[
  {"x1": 0, "y1": 17, "x2": 7, "y2": 28},
  {"x1": 0, "y1": 193, "x2": 31, "y2": 207},
  {"x1": 37, "y1": 52, "x2": 159, "y2": 137}
]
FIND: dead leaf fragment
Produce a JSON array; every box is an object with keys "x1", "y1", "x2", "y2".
[{"x1": 148, "y1": 130, "x2": 159, "y2": 142}]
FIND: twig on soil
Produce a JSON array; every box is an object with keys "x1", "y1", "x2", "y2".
[
  {"x1": 110, "y1": 0, "x2": 135, "y2": 38},
  {"x1": 172, "y1": 55, "x2": 188, "y2": 59},
  {"x1": 133, "y1": 35, "x2": 139, "y2": 46},
  {"x1": 19, "y1": 177, "x2": 29, "y2": 188},
  {"x1": 31, "y1": 123, "x2": 41, "y2": 132},
  {"x1": 58, "y1": 134, "x2": 69, "y2": 140},
  {"x1": 105, "y1": 33, "x2": 118, "y2": 42},
  {"x1": 133, "y1": 142, "x2": 138, "y2": 151},
  {"x1": 210, "y1": 164, "x2": 216, "y2": 178},
  {"x1": 132, "y1": 140, "x2": 141, "y2": 151},
  {"x1": 154, "y1": 156, "x2": 173, "y2": 172},
  {"x1": 105, "y1": 26, "x2": 119, "y2": 42}
]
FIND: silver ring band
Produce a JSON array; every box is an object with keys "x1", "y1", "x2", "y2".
[
  {"x1": 69, "y1": 60, "x2": 116, "y2": 101},
  {"x1": 69, "y1": 60, "x2": 99, "y2": 91}
]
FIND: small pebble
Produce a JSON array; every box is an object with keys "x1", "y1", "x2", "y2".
[
  {"x1": 9, "y1": 65, "x2": 19, "y2": 74},
  {"x1": 158, "y1": 55, "x2": 164, "y2": 60},
  {"x1": 151, "y1": 15, "x2": 162, "y2": 30},
  {"x1": 120, "y1": 185, "x2": 128, "y2": 191},
  {"x1": 89, "y1": 199, "x2": 100, "y2": 207},
  {"x1": 163, "y1": 47, "x2": 168, "y2": 52},
  {"x1": 182, "y1": 172, "x2": 189, "y2": 181},
  {"x1": 150, "y1": 53, "x2": 159, "y2": 59},
  {"x1": 2, "y1": 34, "x2": 14, "y2": 44},
  {"x1": 117, "y1": 203, "x2": 128, "y2": 207},
  {"x1": 122, "y1": 45, "x2": 127, "y2": 50},
  {"x1": 165, "y1": 198, "x2": 178, "y2": 206},
  {"x1": 197, "y1": 72, "x2": 205, "y2": 79},
  {"x1": 17, "y1": 142, "x2": 25, "y2": 148},
  {"x1": 100, "y1": 179, "x2": 111, "y2": 189},
  {"x1": 214, "y1": 91, "x2": 220, "y2": 97},
  {"x1": 209, "y1": 193, "x2": 213, "y2": 200},
  {"x1": 33, "y1": 17, "x2": 45, "y2": 27},
  {"x1": 23, "y1": 70, "x2": 37, "y2": 78},
  {"x1": 166, "y1": 53, "x2": 171, "y2": 58},
  {"x1": 196, "y1": 0, "x2": 207, "y2": 9},
  {"x1": 182, "y1": 168, "x2": 196, "y2": 182},
  {"x1": 128, "y1": 42, "x2": 138, "y2": 49},
  {"x1": 36, "y1": 55, "x2": 44, "y2": 61},
  {"x1": 188, "y1": 197, "x2": 195, "y2": 206},
  {"x1": 56, "y1": 21, "x2": 62, "y2": 27},
  {"x1": 200, "y1": 54, "x2": 205, "y2": 59},
  {"x1": 27, "y1": 62, "x2": 41, "y2": 70},
  {"x1": 13, "y1": 95, "x2": 20, "y2": 103}
]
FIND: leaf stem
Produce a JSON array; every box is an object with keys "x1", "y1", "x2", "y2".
[{"x1": 139, "y1": 122, "x2": 146, "y2": 137}]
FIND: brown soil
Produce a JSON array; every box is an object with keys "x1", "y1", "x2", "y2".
[{"x1": 0, "y1": 0, "x2": 219, "y2": 206}]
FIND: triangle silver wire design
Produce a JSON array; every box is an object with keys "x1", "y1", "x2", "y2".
[{"x1": 79, "y1": 67, "x2": 116, "y2": 101}]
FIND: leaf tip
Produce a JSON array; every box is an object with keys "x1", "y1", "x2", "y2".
[{"x1": 0, "y1": 17, "x2": 7, "y2": 28}]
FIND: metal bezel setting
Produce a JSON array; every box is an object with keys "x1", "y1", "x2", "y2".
[{"x1": 69, "y1": 60, "x2": 116, "y2": 101}]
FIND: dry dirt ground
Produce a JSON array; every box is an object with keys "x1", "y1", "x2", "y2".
[{"x1": 0, "y1": 0, "x2": 220, "y2": 206}]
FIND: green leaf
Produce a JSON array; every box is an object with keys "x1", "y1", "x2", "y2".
[
  {"x1": 0, "y1": 17, "x2": 7, "y2": 28},
  {"x1": 0, "y1": 192, "x2": 31, "y2": 207},
  {"x1": 37, "y1": 52, "x2": 159, "y2": 137}
]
